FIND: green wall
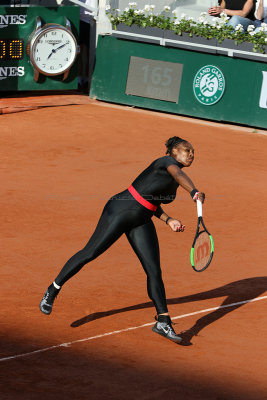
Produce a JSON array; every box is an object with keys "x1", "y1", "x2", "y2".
[{"x1": 90, "y1": 36, "x2": 267, "y2": 129}]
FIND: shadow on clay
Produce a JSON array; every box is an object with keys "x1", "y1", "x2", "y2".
[{"x1": 70, "y1": 276, "x2": 267, "y2": 345}]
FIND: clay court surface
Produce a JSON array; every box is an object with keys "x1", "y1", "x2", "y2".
[{"x1": 1, "y1": 97, "x2": 267, "y2": 400}]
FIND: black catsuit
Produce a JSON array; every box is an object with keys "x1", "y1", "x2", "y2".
[{"x1": 55, "y1": 156, "x2": 183, "y2": 315}]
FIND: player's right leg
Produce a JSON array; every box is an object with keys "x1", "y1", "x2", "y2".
[{"x1": 126, "y1": 220, "x2": 182, "y2": 343}]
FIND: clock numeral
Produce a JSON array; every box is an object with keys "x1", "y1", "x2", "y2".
[
  {"x1": 59, "y1": 64, "x2": 62, "y2": 68},
  {"x1": 38, "y1": 40, "x2": 43, "y2": 44},
  {"x1": 65, "y1": 58, "x2": 69, "y2": 61},
  {"x1": 50, "y1": 66, "x2": 54, "y2": 70},
  {"x1": 42, "y1": 64, "x2": 46, "y2": 68},
  {"x1": 67, "y1": 49, "x2": 72, "y2": 53},
  {"x1": 52, "y1": 31, "x2": 57, "y2": 36},
  {"x1": 36, "y1": 57, "x2": 41, "y2": 61}
]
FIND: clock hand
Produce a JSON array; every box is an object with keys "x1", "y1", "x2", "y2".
[
  {"x1": 47, "y1": 48, "x2": 57, "y2": 59},
  {"x1": 46, "y1": 44, "x2": 67, "y2": 60},
  {"x1": 54, "y1": 43, "x2": 67, "y2": 52}
]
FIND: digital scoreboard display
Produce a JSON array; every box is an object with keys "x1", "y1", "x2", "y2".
[{"x1": 0, "y1": 39, "x2": 23, "y2": 60}]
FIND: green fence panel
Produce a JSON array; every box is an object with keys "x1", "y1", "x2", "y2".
[{"x1": 90, "y1": 36, "x2": 267, "y2": 129}]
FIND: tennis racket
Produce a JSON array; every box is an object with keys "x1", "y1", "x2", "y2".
[{"x1": 191, "y1": 200, "x2": 214, "y2": 272}]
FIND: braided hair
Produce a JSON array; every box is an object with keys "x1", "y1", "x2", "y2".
[{"x1": 165, "y1": 136, "x2": 186, "y2": 155}]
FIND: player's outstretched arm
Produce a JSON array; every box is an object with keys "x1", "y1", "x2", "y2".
[{"x1": 167, "y1": 164, "x2": 205, "y2": 203}]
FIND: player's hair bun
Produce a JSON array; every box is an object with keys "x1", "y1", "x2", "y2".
[{"x1": 165, "y1": 136, "x2": 186, "y2": 155}]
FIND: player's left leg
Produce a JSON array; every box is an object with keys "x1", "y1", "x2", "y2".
[
  {"x1": 40, "y1": 197, "x2": 129, "y2": 315},
  {"x1": 126, "y1": 220, "x2": 182, "y2": 343}
]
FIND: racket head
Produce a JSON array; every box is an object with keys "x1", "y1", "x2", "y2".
[{"x1": 191, "y1": 230, "x2": 214, "y2": 272}]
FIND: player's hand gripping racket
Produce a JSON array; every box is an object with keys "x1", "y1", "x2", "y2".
[{"x1": 191, "y1": 200, "x2": 214, "y2": 272}]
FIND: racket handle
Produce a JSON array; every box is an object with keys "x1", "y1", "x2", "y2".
[{"x1": 197, "y1": 199, "x2": 203, "y2": 217}]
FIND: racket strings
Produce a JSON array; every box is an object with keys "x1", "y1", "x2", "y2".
[{"x1": 193, "y1": 231, "x2": 212, "y2": 271}]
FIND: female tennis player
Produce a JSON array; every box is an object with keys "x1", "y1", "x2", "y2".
[{"x1": 40, "y1": 136, "x2": 205, "y2": 343}]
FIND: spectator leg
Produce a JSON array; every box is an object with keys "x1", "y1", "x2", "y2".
[
  {"x1": 227, "y1": 15, "x2": 254, "y2": 31},
  {"x1": 254, "y1": 17, "x2": 267, "y2": 33}
]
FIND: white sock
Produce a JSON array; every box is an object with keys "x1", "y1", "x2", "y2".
[{"x1": 53, "y1": 281, "x2": 61, "y2": 290}]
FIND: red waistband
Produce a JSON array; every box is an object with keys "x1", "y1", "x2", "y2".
[{"x1": 128, "y1": 185, "x2": 158, "y2": 212}]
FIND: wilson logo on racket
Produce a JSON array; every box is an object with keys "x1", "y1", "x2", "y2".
[
  {"x1": 195, "y1": 242, "x2": 210, "y2": 262},
  {"x1": 191, "y1": 200, "x2": 214, "y2": 272}
]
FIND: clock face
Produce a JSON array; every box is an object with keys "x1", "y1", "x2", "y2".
[{"x1": 32, "y1": 26, "x2": 77, "y2": 75}]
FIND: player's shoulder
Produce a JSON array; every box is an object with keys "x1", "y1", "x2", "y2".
[{"x1": 154, "y1": 155, "x2": 180, "y2": 168}]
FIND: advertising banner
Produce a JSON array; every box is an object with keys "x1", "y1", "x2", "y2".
[{"x1": 0, "y1": 6, "x2": 79, "y2": 91}]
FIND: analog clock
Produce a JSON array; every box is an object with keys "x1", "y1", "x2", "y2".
[{"x1": 27, "y1": 17, "x2": 79, "y2": 81}]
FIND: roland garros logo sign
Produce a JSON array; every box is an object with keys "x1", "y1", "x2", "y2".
[{"x1": 193, "y1": 65, "x2": 225, "y2": 105}]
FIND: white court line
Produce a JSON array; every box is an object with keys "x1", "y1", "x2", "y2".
[{"x1": 1, "y1": 295, "x2": 266, "y2": 363}]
